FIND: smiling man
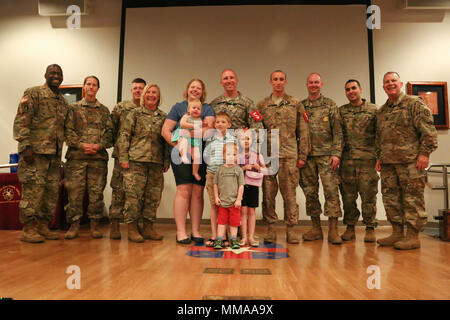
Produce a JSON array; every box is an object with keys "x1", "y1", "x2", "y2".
[
  {"x1": 209, "y1": 69, "x2": 263, "y2": 131},
  {"x1": 300, "y1": 72, "x2": 344, "y2": 245},
  {"x1": 376, "y1": 71, "x2": 438, "y2": 250},
  {"x1": 338, "y1": 79, "x2": 379, "y2": 242},
  {"x1": 13, "y1": 64, "x2": 69, "y2": 243}
]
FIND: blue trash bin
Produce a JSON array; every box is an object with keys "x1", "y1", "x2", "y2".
[{"x1": 10, "y1": 153, "x2": 20, "y2": 173}]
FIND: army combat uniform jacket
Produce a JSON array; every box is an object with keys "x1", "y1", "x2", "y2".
[
  {"x1": 257, "y1": 94, "x2": 310, "y2": 161},
  {"x1": 301, "y1": 95, "x2": 343, "y2": 158},
  {"x1": 64, "y1": 98, "x2": 113, "y2": 161},
  {"x1": 376, "y1": 93, "x2": 438, "y2": 164},
  {"x1": 118, "y1": 106, "x2": 170, "y2": 168},
  {"x1": 340, "y1": 99, "x2": 377, "y2": 160},
  {"x1": 209, "y1": 92, "x2": 264, "y2": 130},
  {"x1": 13, "y1": 83, "x2": 68, "y2": 156},
  {"x1": 111, "y1": 100, "x2": 139, "y2": 159}
]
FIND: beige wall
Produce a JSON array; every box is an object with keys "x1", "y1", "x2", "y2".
[{"x1": 1, "y1": 0, "x2": 449, "y2": 224}]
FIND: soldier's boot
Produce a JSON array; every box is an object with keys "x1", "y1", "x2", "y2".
[
  {"x1": 377, "y1": 224, "x2": 404, "y2": 246},
  {"x1": 341, "y1": 225, "x2": 356, "y2": 241},
  {"x1": 109, "y1": 219, "x2": 121, "y2": 240},
  {"x1": 37, "y1": 219, "x2": 60, "y2": 240},
  {"x1": 393, "y1": 225, "x2": 421, "y2": 250},
  {"x1": 286, "y1": 225, "x2": 300, "y2": 244},
  {"x1": 328, "y1": 217, "x2": 343, "y2": 245},
  {"x1": 90, "y1": 219, "x2": 103, "y2": 239},
  {"x1": 128, "y1": 221, "x2": 144, "y2": 243},
  {"x1": 140, "y1": 219, "x2": 163, "y2": 241},
  {"x1": 364, "y1": 227, "x2": 376, "y2": 243},
  {"x1": 303, "y1": 216, "x2": 323, "y2": 241},
  {"x1": 21, "y1": 222, "x2": 45, "y2": 243},
  {"x1": 263, "y1": 223, "x2": 277, "y2": 243},
  {"x1": 65, "y1": 221, "x2": 80, "y2": 240}
]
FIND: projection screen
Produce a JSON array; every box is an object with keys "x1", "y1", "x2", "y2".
[{"x1": 122, "y1": 4, "x2": 371, "y2": 111}]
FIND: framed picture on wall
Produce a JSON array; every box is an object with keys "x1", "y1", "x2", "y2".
[
  {"x1": 407, "y1": 81, "x2": 449, "y2": 129},
  {"x1": 59, "y1": 85, "x2": 84, "y2": 104}
]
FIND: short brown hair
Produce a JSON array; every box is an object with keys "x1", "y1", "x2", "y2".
[
  {"x1": 270, "y1": 70, "x2": 286, "y2": 80},
  {"x1": 215, "y1": 111, "x2": 231, "y2": 123}
]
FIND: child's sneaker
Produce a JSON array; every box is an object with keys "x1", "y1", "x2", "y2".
[
  {"x1": 213, "y1": 239, "x2": 224, "y2": 250},
  {"x1": 230, "y1": 238, "x2": 240, "y2": 250}
]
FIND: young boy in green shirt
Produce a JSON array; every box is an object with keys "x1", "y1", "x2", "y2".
[{"x1": 213, "y1": 142, "x2": 245, "y2": 249}]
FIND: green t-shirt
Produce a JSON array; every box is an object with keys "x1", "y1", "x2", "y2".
[{"x1": 213, "y1": 164, "x2": 245, "y2": 208}]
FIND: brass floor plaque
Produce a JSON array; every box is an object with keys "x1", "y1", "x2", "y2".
[
  {"x1": 203, "y1": 268, "x2": 234, "y2": 274},
  {"x1": 240, "y1": 268, "x2": 272, "y2": 275}
]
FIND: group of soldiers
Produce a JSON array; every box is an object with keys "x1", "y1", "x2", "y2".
[
  {"x1": 13, "y1": 64, "x2": 438, "y2": 251},
  {"x1": 258, "y1": 70, "x2": 437, "y2": 251}
]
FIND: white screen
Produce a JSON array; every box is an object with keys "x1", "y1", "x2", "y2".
[{"x1": 123, "y1": 5, "x2": 370, "y2": 110}]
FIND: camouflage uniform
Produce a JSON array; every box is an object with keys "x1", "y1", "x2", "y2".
[
  {"x1": 209, "y1": 92, "x2": 264, "y2": 130},
  {"x1": 339, "y1": 99, "x2": 378, "y2": 227},
  {"x1": 64, "y1": 99, "x2": 113, "y2": 223},
  {"x1": 377, "y1": 93, "x2": 438, "y2": 231},
  {"x1": 13, "y1": 84, "x2": 68, "y2": 224},
  {"x1": 117, "y1": 106, "x2": 170, "y2": 224},
  {"x1": 300, "y1": 95, "x2": 343, "y2": 218},
  {"x1": 257, "y1": 94, "x2": 310, "y2": 226},
  {"x1": 109, "y1": 100, "x2": 138, "y2": 220}
]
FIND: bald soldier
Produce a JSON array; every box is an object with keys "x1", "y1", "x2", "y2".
[
  {"x1": 300, "y1": 73, "x2": 344, "y2": 245},
  {"x1": 209, "y1": 69, "x2": 264, "y2": 131},
  {"x1": 257, "y1": 70, "x2": 310, "y2": 244},
  {"x1": 13, "y1": 64, "x2": 68, "y2": 243},
  {"x1": 109, "y1": 78, "x2": 146, "y2": 239},
  {"x1": 339, "y1": 79, "x2": 379, "y2": 242},
  {"x1": 376, "y1": 72, "x2": 437, "y2": 250}
]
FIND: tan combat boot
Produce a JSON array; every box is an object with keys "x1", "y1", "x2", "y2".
[
  {"x1": 377, "y1": 223, "x2": 404, "y2": 246},
  {"x1": 286, "y1": 225, "x2": 300, "y2": 244},
  {"x1": 364, "y1": 227, "x2": 376, "y2": 243},
  {"x1": 65, "y1": 220, "x2": 80, "y2": 240},
  {"x1": 341, "y1": 225, "x2": 355, "y2": 241},
  {"x1": 263, "y1": 223, "x2": 277, "y2": 243},
  {"x1": 90, "y1": 219, "x2": 103, "y2": 239},
  {"x1": 128, "y1": 221, "x2": 144, "y2": 243},
  {"x1": 21, "y1": 221, "x2": 45, "y2": 243},
  {"x1": 37, "y1": 219, "x2": 60, "y2": 240},
  {"x1": 109, "y1": 219, "x2": 121, "y2": 240},
  {"x1": 328, "y1": 217, "x2": 342, "y2": 245},
  {"x1": 140, "y1": 219, "x2": 163, "y2": 240},
  {"x1": 394, "y1": 225, "x2": 420, "y2": 250},
  {"x1": 303, "y1": 216, "x2": 323, "y2": 241}
]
